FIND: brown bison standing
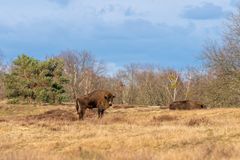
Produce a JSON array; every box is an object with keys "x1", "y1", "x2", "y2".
[
  {"x1": 169, "y1": 100, "x2": 207, "y2": 110},
  {"x1": 76, "y1": 90, "x2": 115, "y2": 120}
]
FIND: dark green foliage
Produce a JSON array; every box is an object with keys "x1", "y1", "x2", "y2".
[{"x1": 4, "y1": 54, "x2": 68, "y2": 104}]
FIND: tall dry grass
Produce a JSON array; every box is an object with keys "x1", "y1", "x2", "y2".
[{"x1": 0, "y1": 103, "x2": 240, "y2": 160}]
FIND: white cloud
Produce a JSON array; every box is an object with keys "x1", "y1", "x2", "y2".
[
  {"x1": 0, "y1": 0, "x2": 232, "y2": 26},
  {"x1": 0, "y1": 0, "x2": 237, "y2": 68}
]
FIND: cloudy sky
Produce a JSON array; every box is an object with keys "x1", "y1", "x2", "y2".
[{"x1": 0, "y1": 0, "x2": 239, "y2": 73}]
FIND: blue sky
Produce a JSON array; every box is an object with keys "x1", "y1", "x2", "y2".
[{"x1": 0, "y1": 0, "x2": 238, "y2": 73}]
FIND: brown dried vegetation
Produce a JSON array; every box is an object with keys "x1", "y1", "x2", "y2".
[
  {"x1": 26, "y1": 109, "x2": 78, "y2": 121},
  {"x1": 0, "y1": 104, "x2": 240, "y2": 160},
  {"x1": 187, "y1": 117, "x2": 211, "y2": 126}
]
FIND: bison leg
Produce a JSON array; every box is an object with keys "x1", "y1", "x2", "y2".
[
  {"x1": 98, "y1": 108, "x2": 105, "y2": 119},
  {"x1": 101, "y1": 109, "x2": 105, "y2": 118},
  {"x1": 79, "y1": 108, "x2": 86, "y2": 120},
  {"x1": 76, "y1": 99, "x2": 80, "y2": 112},
  {"x1": 98, "y1": 108, "x2": 101, "y2": 118}
]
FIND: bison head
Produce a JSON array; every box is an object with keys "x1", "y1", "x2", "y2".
[{"x1": 104, "y1": 94, "x2": 115, "y2": 106}]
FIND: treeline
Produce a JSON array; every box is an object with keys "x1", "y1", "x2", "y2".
[
  {"x1": 0, "y1": 47, "x2": 239, "y2": 107},
  {"x1": 0, "y1": 10, "x2": 239, "y2": 107}
]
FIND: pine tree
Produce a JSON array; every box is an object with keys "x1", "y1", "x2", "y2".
[{"x1": 4, "y1": 54, "x2": 68, "y2": 104}]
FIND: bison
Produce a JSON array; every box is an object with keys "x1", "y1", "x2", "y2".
[
  {"x1": 169, "y1": 100, "x2": 207, "y2": 110},
  {"x1": 76, "y1": 90, "x2": 115, "y2": 120}
]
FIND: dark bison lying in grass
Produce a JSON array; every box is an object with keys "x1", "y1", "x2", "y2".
[
  {"x1": 169, "y1": 100, "x2": 207, "y2": 110},
  {"x1": 76, "y1": 90, "x2": 115, "y2": 120}
]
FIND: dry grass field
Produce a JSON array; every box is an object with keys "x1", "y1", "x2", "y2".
[{"x1": 0, "y1": 102, "x2": 240, "y2": 160}]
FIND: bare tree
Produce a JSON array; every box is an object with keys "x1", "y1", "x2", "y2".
[
  {"x1": 160, "y1": 69, "x2": 185, "y2": 103},
  {"x1": 182, "y1": 68, "x2": 194, "y2": 100},
  {"x1": 114, "y1": 64, "x2": 139, "y2": 104},
  {"x1": 167, "y1": 71, "x2": 179, "y2": 101},
  {"x1": 113, "y1": 64, "x2": 184, "y2": 106},
  {"x1": 200, "y1": 8, "x2": 240, "y2": 107},
  {"x1": 58, "y1": 50, "x2": 105, "y2": 100}
]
